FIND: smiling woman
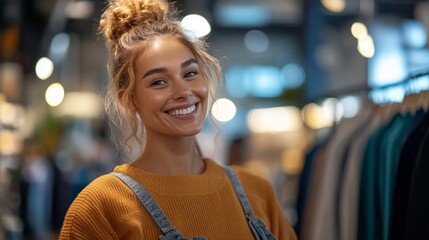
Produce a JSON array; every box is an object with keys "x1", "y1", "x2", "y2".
[
  {"x1": 58, "y1": 0, "x2": 297, "y2": 239},
  {"x1": 133, "y1": 37, "x2": 209, "y2": 148}
]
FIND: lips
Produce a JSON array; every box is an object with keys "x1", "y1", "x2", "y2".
[{"x1": 167, "y1": 104, "x2": 197, "y2": 116}]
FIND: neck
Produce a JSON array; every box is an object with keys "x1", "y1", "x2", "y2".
[{"x1": 132, "y1": 133, "x2": 204, "y2": 176}]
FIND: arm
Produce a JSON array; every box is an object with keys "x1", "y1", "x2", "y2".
[
  {"x1": 59, "y1": 186, "x2": 119, "y2": 240},
  {"x1": 266, "y1": 185, "x2": 297, "y2": 240}
]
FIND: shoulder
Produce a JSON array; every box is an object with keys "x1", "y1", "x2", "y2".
[
  {"x1": 230, "y1": 165, "x2": 273, "y2": 189},
  {"x1": 73, "y1": 173, "x2": 126, "y2": 203},
  {"x1": 205, "y1": 158, "x2": 271, "y2": 189},
  {"x1": 228, "y1": 165, "x2": 278, "y2": 202},
  {"x1": 63, "y1": 173, "x2": 124, "y2": 220},
  {"x1": 60, "y1": 174, "x2": 129, "y2": 239}
]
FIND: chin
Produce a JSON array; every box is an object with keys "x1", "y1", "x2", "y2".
[
  {"x1": 181, "y1": 128, "x2": 202, "y2": 137},
  {"x1": 181, "y1": 123, "x2": 204, "y2": 135}
]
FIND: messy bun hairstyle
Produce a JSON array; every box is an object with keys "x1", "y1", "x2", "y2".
[
  {"x1": 100, "y1": 0, "x2": 173, "y2": 53},
  {"x1": 99, "y1": 0, "x2": 222, "y2": 161}
]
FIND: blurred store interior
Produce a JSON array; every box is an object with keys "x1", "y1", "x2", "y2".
[{"x1": 1, "y1": 0, "x2": 429, "y2": 239}]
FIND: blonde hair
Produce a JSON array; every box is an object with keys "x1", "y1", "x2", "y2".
[{"x1": 99, "y1": 0, "x2": 222, "y2": 160}]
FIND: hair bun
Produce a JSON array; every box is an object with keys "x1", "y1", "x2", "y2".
[{"x1": 99, "y1": 0, "x2": 174, "y2": 51}]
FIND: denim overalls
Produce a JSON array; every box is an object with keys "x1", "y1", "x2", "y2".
[{"x1": 112, "y1": 166, "x2": 276, "y2": 240}]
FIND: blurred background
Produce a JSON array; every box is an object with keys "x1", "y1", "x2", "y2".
[{"x1": 1, "y1": 0, "x2": 429, "y2": 239}]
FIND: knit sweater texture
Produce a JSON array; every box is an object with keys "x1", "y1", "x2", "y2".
[{"x1": 59, "y1": 158, "x2": 297, "y2": 239}]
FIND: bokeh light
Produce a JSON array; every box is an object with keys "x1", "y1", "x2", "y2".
[
  {"x1": 45, "y1": 83, "x2": 65, "y2": 107},
  {"x1": 211, "y1": 98, "x2": 237, "y2": 122},
  {"x1": 35, "y1": 57, "x2": 54, "y2": 80}
]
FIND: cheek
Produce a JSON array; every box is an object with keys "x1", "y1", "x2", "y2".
[
  {"x1": 197, "y1": 81, "x2": 209, "y2": 101},
  {"x1": 134, "y1": 93, "x2": 162, "y2": 115},
  {"x1": 197, "y1": 82, "x2": 209, "y2": 116}
]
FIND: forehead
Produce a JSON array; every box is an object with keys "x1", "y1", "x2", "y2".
[{"x1": 137, "y1": 36, "x2": 195, "y2": 65}]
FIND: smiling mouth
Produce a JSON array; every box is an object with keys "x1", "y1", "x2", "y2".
[{"x1": 167, "y1": 104, "x2": 197, "y2": 116}]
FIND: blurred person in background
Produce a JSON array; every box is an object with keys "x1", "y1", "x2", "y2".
[
  {"x1": 59, "y1": 0, "x2": 297, "y2": 239},
  {"x1": 227, "y1": 136, "x2": 247, "y2": 166},
  {"x1": 20, "y1": 140, "x2": 54, "y2": 240}
]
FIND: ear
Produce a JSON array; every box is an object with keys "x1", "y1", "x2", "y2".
[{"x1": 118, "y1": 90, "x2": 138, "y2": 112}]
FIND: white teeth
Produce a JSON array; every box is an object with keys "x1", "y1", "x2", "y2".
[{"x1": 168, "y1": 105, "x2": 196, "y2": 116}]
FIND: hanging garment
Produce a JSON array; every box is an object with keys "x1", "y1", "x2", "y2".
[
  {"x1": 390, "y1": 109, "x2": 428, "y2": 240},
  {"x1": 403, "y1": 113, "x2": 429, "y2": 240},
  {"x1": 334, "y1": 112, "x2": 376, "y2": 240},
  {"x1": 358, "y1": 119, "x2": 389, "y2": 240},
  {"x1": 302, "y1": 106, "x2": 373, "y2": 240},
  {"x1": 338, "y1": 111, "x2": 384, "y2": 240},
  {"x1": 300, "y1": 137, "x2": 329, "y2": 240},
  {"x1": 295, "y1": 137, "x2": 330, "y2": 237},
  {"x1": 358, "y1": 109, "x2": 421, "y2": 240},
  {"x1": 378, "y1": 113, "x2": 415, "y2": 240}
]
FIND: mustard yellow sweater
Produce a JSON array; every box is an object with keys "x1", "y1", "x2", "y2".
[{"x1": 59, "y1": 158, "x2": 297, "y2": 239}]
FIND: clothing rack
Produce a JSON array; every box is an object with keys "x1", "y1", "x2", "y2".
[
  {"x1": 297, "y1": 67, "x2": 429, "y2": 240},
  {"x1": 309, "y1": 68, "x2": 429, "y2": 102}
]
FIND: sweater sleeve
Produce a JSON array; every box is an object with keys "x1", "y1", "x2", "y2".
[
  {"x1": 264, "y1": 180, "x2": 297, "y2": 240},
  {"x1": 59, "y1": 181, "x2": 120, "y2": 240}
]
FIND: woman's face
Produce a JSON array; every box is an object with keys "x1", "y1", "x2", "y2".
[{"x1": 132, "y1": 36, "x2": 208, "y2": 138}]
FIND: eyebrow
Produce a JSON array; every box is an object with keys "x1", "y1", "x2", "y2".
[
  {"x1": 181, "y1": 58, "x2": 198, "y2": 68},
  {"x1": 142, "y1": 58, "x2": 198, "y2": 79}
]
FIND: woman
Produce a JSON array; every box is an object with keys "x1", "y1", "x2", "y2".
[{"x1": 59, "y1": 0, "x2": 297, "y2": 239}]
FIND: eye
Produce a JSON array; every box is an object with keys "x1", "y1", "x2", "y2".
[
  {"x1": 151, "y1": 79, "x2": 167, "y2": 86},
  {"x1": 184, "y1": 71, "x2": 198, "y2": 78}
]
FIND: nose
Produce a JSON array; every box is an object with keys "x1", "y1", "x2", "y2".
[{"x1": 172, "y1": 79, "x2": 192, "y2": 100}]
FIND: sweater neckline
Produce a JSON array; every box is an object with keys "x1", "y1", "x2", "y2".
[{"x1": 113, "y1": 158, "x2": 226, "y2": 196}]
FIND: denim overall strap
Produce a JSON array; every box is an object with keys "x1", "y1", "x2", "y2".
[
  {"x1": 111, "y1": 173, "x2": 178, "y2": 236},
  {"x1": 223, "y1": 166, "x2": 277, "y2": 240},
  {"x1": 111, "y1": 173, "x2": 206, "y2": 240}
]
